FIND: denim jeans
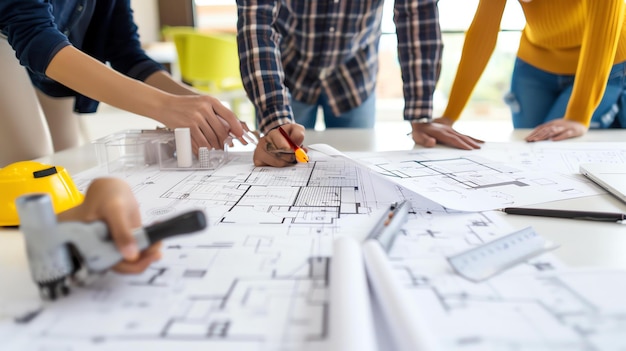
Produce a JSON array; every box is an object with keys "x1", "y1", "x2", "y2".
[
  {"x1": 506, "y1": 58, "x2": 626, "y2": 129},
  {"x1": 291, "y1": 91, "x2": 376, "y2": 129}
]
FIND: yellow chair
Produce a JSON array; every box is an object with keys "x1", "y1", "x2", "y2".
[{"x1": 162, "y1": 26, "x2": 248, "y2": 117}]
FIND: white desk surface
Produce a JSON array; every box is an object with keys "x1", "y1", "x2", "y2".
[{"x1": 2, "y1": 123, "x2": 626, "y2": 319}]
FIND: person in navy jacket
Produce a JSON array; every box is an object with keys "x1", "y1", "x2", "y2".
[{"x1": 0, "y1": 0, "x2": 246, "y2": 166}]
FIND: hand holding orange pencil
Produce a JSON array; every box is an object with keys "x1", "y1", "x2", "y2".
[{"x1": 278, "y1": 126, "x2": 309, "y2": 163}]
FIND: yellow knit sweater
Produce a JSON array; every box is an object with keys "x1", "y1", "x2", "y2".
[{"x1": 443, "y1": 0, "x2": 626, "y2": 127}]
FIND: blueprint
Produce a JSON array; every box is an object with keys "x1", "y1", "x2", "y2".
[
  {"x1": 365, "y1": 212, "x2": 626, "y2": 350},
  {"x1": 5, "y1": 150, "x2": 418, "y2": 351},
  {"x1": 4, "y1": 143, "x2": 626, "y2": 351},
  {"x1": 347, "y1": 142, "x2": 626, "y2": 211}
]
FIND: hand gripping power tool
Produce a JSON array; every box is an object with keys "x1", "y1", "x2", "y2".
[{"x1": 16, "y1": 193, "x2": 207, "y2": 300}]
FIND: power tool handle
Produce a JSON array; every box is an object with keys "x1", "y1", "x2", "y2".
[{"x1": 144, "y1": 210, "x2": 207, "y2": 243}]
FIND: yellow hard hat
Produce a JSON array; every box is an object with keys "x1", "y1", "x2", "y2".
[{"x1": 0, "y1": 161, "x2": 83, "y2": 226}]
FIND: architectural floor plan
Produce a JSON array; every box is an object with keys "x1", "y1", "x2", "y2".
[{"x1": 4, "y1": 143, "x2": 626, "y2": 350}]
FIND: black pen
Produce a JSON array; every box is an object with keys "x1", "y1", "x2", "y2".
[{"x1": 501, "y1": 207, "x2": 626, "y2": 222}]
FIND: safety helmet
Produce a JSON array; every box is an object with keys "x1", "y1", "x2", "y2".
[{"x1": 0, "y1": 161, "x2": 83, "y2": 226}]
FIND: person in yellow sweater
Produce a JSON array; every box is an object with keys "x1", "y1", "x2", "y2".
[{"x1": 438, "y1": 0, "x2": 626, "y2": 143}]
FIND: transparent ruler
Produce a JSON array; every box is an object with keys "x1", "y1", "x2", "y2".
[{"x1": 447, "y1": 226, "x2": 558, "y2": 282}]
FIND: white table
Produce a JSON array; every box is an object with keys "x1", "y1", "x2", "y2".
[
  {"x1": 305, "y1": 125, "x2": 626, "y2": 270},
  {"x1": 2, "y1": 124, "x2": 626, "y2": 320}
]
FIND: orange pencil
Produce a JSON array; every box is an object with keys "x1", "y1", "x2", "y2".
[{"x1": 278, "y1": 126, "x2": 309, "y2": 163}]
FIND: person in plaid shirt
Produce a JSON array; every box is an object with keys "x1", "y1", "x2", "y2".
[{"x1": 237, "y1": 0, "x2": 482, "y2": 167}]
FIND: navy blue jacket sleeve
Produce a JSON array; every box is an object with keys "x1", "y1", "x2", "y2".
[
  {"x1": 0, "y1": 0, "x2": 164, "y2": 113},
  {"x1": 0, "y1": 0, "x2": 71, "y2": 74}
]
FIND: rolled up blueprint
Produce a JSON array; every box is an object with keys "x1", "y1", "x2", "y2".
[
  {"x1": 363, "y1": 240, "x2": 440, "y2": 351},
  {"x1": 329, "y1": 237, "x2": 377, "y2": 351}
]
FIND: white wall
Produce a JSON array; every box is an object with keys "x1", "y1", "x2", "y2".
[{"x1": 130, "y1": 0, "x2": 160, "y2": 44}]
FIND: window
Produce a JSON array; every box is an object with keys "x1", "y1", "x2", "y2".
[
  {"x1": 377, "y1": 0, "x2": 525, "y2": 122},
  {"x1": 194, "y1": 0, "x2": 237, "y2": 32}
]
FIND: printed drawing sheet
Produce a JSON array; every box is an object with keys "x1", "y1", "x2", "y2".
[
  {"x1": 4, "y1": 144, "x2": 626, "y2": 350},
  {"x1": 363, "y1": 212, "x2": 626, "y2": 350},
  {"x1": 345, "y1": 141, "x2": 626, "y2": 211},
  {"x1": 6, "y1": 149, "x2": 430, "y2": 351}
]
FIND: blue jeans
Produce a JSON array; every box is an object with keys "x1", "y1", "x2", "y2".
[
  {"x1": 506, "y1": 58, "x2": 626, "y2": 129},
  {"x1": 291, "y1": 92, "x2": 376, "y2": 129}
]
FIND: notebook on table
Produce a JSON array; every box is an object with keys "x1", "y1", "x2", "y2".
[{"x1": 579, "y1": 163, "x2": 626, "y2": 203}]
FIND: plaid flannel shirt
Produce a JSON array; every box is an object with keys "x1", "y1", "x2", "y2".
[{"x1": 236, "y1": 0, "x2": 442, "y2": 134}]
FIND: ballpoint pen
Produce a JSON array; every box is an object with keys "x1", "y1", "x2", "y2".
[
  {"x1": 218, "y1": 116, "x2": 258, "y2": 146},
  {"x1": 502, "y1": 207, "x2": 626, "y2": 222},
  {"x1": 241, "y1": 130, "x2": 258, "y2": 145},
  {"x1": 278, "y1": 126, "x2": 309, "y2": 163}
]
